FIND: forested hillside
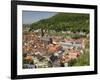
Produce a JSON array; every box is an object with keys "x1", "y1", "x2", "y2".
[{"x1": 29, "y1": 13, "x2": 89, "y2": 33}]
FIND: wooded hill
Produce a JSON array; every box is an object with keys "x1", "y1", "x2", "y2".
[{"x1": 29, "y1": 13, "x2": 89, "y2": 33}]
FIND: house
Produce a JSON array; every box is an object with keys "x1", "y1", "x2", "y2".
[
  {"x1": 60, "y1": 38, "x2": 83, "y2": 49},
  {"x1": 40, "y1": 37, "x2": 53, "y2": 45}
]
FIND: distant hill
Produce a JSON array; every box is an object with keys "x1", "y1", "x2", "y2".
[{"x1": 29, "y1": 13, "x2": 89, "y2": 33}]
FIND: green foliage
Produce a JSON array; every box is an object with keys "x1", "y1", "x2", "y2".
[
  {"x1": 29, "y1": 13, "x2": 89, "y2": 33},
  {"x1": 71, "y1": 34, "x2": 82, "y2": 39},
  {"x1": 68, "y1": 48, "x2": 90, "y2": 66},
  {"x1": 68, "y1": 59, "x2": 77, "y2": 66}
]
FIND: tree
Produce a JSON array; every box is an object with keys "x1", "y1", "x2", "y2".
[{"x1": 29, "y1": 13, "x2": 89, "y2": 36}]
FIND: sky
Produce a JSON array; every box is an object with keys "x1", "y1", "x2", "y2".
[{"x1": 22, "y1": 11, "x2": 57, "y2": 24}]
